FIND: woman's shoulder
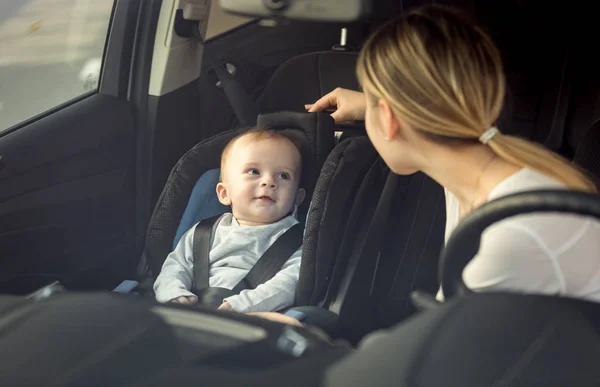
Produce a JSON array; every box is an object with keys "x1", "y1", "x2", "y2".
[
  {"x1": 484, "y1": 168, "x2": 596, "y2": 254},
  {"x1": 488, "y1": 167, "x2": 565, "y2": 201}
]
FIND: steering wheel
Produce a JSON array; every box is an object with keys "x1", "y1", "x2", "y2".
[{"x1": 440, "y1": 189, "x2": 600, "y2": 300}]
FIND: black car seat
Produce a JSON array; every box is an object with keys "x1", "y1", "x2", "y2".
[
  {"x1": 327, "y1": 187, "x2": 600, "y2": 387},
  {"x1": 293, "y1": 135, "x2": 446, "y2": 343},
  {"x1": 117, "y1": 296, "x2": 600, "y2": 387},
  {"x1": 129, "y1": 50, "x2": 361, "y2": 301},
  {"x1": 327, "y1": 292, "x2": 600, "y2": 387},
  {"x1": 215, "y1": 51, "x2": 445, "y2": 341},
  {"x1": 320, "y1": 113, "x2": 600, "y2": 344},
  {"x1": 257, "y1": 51, "x2": 360, "y2": 115},
  {"x1": 134, "y1": 48, "x2": 445, "y2": 333},
  {"x1": 572, "y1": 119, "x2": 600, "y2": 188},
  {"x1": 213, "y1": 50, "x2": 360, "y2": 141},
  {"x1": 256, "y1": 51, "x2": 366, "y2": 143},
  {"x1": 140, "y1": 111, "x2": 335, "y2": 280},
  {"x1": 215, "y1": 49, "x2": 445, "y2": 339}
]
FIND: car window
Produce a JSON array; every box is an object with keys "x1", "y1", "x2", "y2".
[{"x1": 0, "y1": 0, "x2": 115, "y2": 133}]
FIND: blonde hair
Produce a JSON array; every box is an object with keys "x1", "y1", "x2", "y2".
[
  {"x1": 357, "y1": 5, "x2": 597, "y2": 193},
  {"x1": 220, "y1": 128, "x2": 303, "y2": 179}
]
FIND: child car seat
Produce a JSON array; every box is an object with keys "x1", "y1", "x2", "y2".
[
  {"x1": 138, "y1": 111, "x2": 335, "y2": 288},
  {"x1": 215, "y1": 50, "x2": 447, "y2": 339},
  {"x1": 293, "y1": 132, "x2": 447, "y2": 343},
  {"x1": 119, "y1": 49, "x2": 359, "y2": 300}
]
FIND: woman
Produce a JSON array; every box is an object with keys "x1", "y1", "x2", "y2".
[{"x1": 253, "y1": 4, "x2": 600, "y2": 326}]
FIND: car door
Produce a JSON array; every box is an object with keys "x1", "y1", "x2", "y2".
[{"x1": 0, "y1": 0, "x2": 155, "y2": 294}]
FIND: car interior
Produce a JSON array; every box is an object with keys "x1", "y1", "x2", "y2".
[{"x1": 1, "y1": 0, "x2": 600, "y2": 385}]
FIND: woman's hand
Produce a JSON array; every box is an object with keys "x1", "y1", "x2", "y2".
[
  {"x1": 247, "y1": 311, "x2": 304, "y2": 327},
  {"x1": 305, "y1": 88, "x2": 366, "y2": 123}
]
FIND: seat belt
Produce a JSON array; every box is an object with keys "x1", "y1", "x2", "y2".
[
  {"x1": 328, "y1": 171, "x2": 399, "y2": 314},
  {"x1": 192, "y1": 215, "x2": 223, "y2": 291},
  {"x1": 544, "y1": 53, "x2": 572, "y2": 152},
  {"x1": 231, "y1": 223, "x2": 304, "y2": 292},
  {"x1": 192, "y1": 216, "x2": 304, "y2": 296},
  {"x1": 212, "y1": 61, "x2": 260, "y2": 127}
]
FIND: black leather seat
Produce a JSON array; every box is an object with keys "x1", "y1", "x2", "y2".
[
  {"x1": 327, "y1": 292, "x2": 600, "y2": 387},
  {"x1": 573, "y1": 119, "x2": 600, "y2": 187},
  {"x1": 257, "y1": 51, "x2": 360, "y2": 115}
]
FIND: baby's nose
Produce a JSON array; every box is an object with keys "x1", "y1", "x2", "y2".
[{"x1": 261, "y1": 176, "x2": 277, "y2": 188}]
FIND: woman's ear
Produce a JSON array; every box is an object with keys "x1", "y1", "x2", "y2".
[
  {"x1": 216, "y1": 182, "x2": 232, "y2": 206},
  {"x1": 295, "y1": 188, "x2": 306, "y2": 207},
  {"x1": 378, "y1": 98, "x2": 402, "y2": 141}
]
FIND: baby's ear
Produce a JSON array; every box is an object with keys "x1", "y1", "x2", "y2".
[
  {"x1": 295, "y1": 188, "x2": 306, "y2": 207},
  {"x1": 216, "y1": 182, "x2": 232, "y2": 206}
]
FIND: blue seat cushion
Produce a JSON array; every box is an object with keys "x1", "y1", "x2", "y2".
[{"x1": 173, "y1": 168, "x2": 230, "y2": 249}]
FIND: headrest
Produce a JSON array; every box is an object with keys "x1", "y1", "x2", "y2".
[
  {"x1": 257, "y1": 52, "x2": 359, "y2": 115},
  {"x1": 257, "y1": 111, "x2": 335, "y2": 189}
]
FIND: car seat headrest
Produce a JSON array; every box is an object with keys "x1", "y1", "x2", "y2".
[
  {"x1": 259, "y1": 111, "x2": 318, "y2": 190},
  {"x1": 257, "y1": 110, "x2": 321, "y2": 157},
  {"x1": 258, "y1": 111, "x2": 334, "y2": 183}
]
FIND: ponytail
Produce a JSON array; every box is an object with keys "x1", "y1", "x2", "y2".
[{"x1": 489, "y1": 134, "x2": 598, "y2": 193}]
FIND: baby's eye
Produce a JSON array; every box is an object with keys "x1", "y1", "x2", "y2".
[
  {"x1": 278, "y1": 172, "x2": 291, "y2": 180},
  {"x1": 246, "y1": 168, "x2": 260, "y2": 175}
]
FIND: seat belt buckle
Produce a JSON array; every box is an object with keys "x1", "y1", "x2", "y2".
[
  {"x1": 26, "y1": 281, "x2": 65, "y2": 300},
  {"x1": 283, "y1": 309, "x2": 307, "y2": 322},
  {"x1": 112, "y1": 280, "x2": 140, "y2": 294}
]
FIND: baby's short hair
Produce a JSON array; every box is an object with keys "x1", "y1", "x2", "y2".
[{"x1": 220, "y1": 128, "x2": 304, "y2": 179}]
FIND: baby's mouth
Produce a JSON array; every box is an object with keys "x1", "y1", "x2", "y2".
[{"x1": 255, "y1": 196, "x2": 275, "y2": 202}]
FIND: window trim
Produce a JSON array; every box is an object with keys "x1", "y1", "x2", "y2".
[
  {"x1": 101, "y1": 0, "x2": 143, "y2": 98},
  {"x1": 0, "y1": 91, "x2": 98, "y2": 139}
]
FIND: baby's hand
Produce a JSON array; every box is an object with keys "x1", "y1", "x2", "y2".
[
  {"x1": 171, "y1": 296, "x2": 197, "y2": 305},
  {"x1": 217, "y1": 301, "x2": 233, "y2": 311},
  {"x1": 247, "y1": 312, "x2": 304, "y2": 327}
]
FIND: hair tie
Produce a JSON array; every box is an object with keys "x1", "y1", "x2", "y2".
[{"x1": 479, "y1": 126, "x2": 499, "y2": 144}]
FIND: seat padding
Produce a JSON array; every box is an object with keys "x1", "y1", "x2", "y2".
[
  {"x1": 173, "y1": 168, "x2": 229, "y2": 249},
  {"x1": 258, "y1": 51, "x2": 360, "y2": 114}
]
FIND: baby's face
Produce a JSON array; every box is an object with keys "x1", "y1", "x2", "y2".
[{"x1": 218, "y1": 136, "x2": 303, "y2": 226}]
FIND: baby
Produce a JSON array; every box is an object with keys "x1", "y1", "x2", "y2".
[{"x1": 153, "y1": 128, "x2": 306, "y2": 313}]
